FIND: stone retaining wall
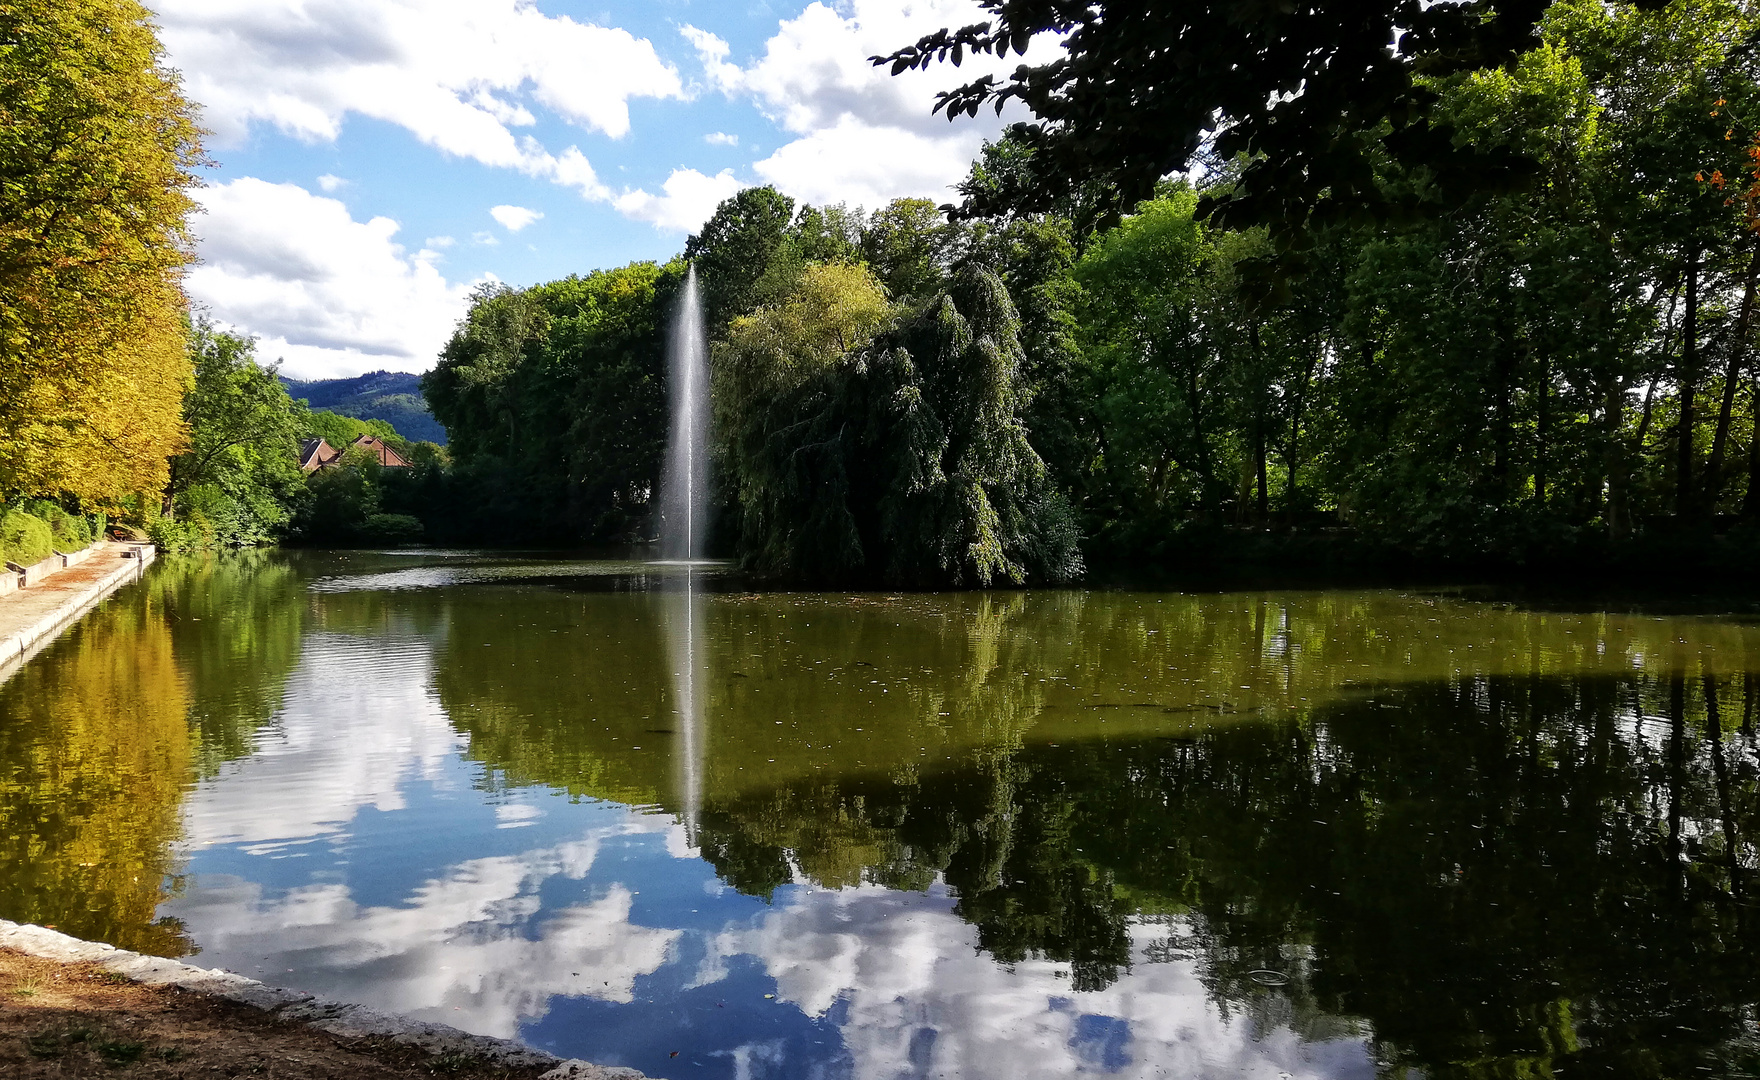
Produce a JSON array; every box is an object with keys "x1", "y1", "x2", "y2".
[
  {"x1": 0, "y1": 920, "x2": 645, "y2": 1080},
  {"x1": 0, "y1": 543, "x2": 157, "y2": 676}
]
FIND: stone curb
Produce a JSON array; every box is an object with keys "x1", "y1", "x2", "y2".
[
  {"x1": 0, "y1": 543, "x2": 156, "y2": 678},
  {"x1": 0, "y1": 920, "x2": 647, "y2": 1080}
]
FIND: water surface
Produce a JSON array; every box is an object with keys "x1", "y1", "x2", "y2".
[{"x1": 3, "y1": 551, "x2": 1759, "y2": 1078}]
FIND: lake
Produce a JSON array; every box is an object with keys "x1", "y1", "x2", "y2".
[{"x1": 2, "y1": 550, "x2": 1759, "y2": 1079}]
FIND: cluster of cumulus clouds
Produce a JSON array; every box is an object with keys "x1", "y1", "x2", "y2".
[
  {"x1": 166, "y1": 621, "x2": 1371, "y2": 1080},
  {"x1": 157, "y1": 0, "x2": 1038, "y2": 377}
]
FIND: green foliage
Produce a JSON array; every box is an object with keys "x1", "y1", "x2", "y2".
[
  {"x1": 860, "y1": 198, "x2": 953, "y2": 301},
  {"x1": 409, "y1": 0, "x2": 1760, "y2": 577},
  {"x1": 0, "y1": 0, "x2": 201, "y2": 507},
  {"x1": 718, "y1": 261, "x2": 1082, "y2": 586},
  {"x1": 19, "y1": 499, "x2": 95, "y2": 550},
  {"x1": 164, "y1": 321, "x2": 308, "y2": 548},
  {"x1": 421, "y1": 262, "x2": 677, "y2": 544},
  {"x1": 360, "y1": 513, "x2": 424, "y2": 546},
  {"x1": 304, "y1": 410, "x2": 406, "y2": 452},
  {"x1": 0, "y1": 508, "x2": 52, "y2": 567},
  {"x1": 685, "y1": 187, "x2": 797, "y2": 328},
  {"x1": 874, "y1": 0, "x2": 1605, "y2": 237}
]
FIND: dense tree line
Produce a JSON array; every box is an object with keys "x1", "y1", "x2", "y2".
[
  {"x1": 0, "y1": 0, "x2": 201, "y2": 508},
  {"x1": 425, "y1": 0, "x2": 1760, "y2": 583},
  {"x1": 421, "y1": 266, "x2": 678, "y2": 544}
]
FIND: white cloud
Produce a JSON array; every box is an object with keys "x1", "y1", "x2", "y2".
[
  {"x1": 683, "y1": 1, "x2": 1050, "y2": 209},
  {"x1": 704, "y1": 886, "x2": 1376, "y2": 1080},
  {"x1": 316, "y1": 173, "x2": 348, "y2": 192},
  {"x1": 614, "y1": 167, "x2": 746, "y2": 233},
  {"x1": 155, "y1": 0, "x2": 681, "y2": 196},
  {"x1": 489, "y1": 204, "x2": 543, "y2": 232},
  {"x1": 166, "y1": 843, "x2": 680, "y2": 1039},
  {"x1": 753, "y1": 116, "x2": 983, "y2": 211},
  {"x1": 188, "y1": 178, "x2": 476, "y2": 379},
  {"x1": 179, "y1": 630, "x2": 467, "y2": 851},
  {"x1": 423, "y1": 235, "x2": 456, "y2": 249},
  {"x1": 704, "y1": 131, "x2": 739, "y2": 146},
  {"x1": 167, "y1": 615, "x2": 682, "y2": 1040}
]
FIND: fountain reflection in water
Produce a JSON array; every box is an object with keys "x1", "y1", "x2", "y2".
[{"x1": 659, "y1": 265, "x2": 711, "y2": 840}]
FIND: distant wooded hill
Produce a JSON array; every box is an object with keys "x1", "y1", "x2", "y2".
[{"x1": 279, "y1": 371, "x2": 446, "y2": 445}]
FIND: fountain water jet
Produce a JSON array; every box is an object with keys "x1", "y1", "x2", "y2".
[
  {"x1": 659, "y1": 264, "x2": 710, "y2": 840},
  {"x1": 659, "y1": 264, "x2": 709, "y2": 561}
]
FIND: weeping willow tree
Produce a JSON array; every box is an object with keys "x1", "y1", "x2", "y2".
[
  {"x1": 0, "y1": 0, "x2": 202, "y2": 506},
  {"x1": 716, "y1": 261, "x2": 1083, "y2": 586}
]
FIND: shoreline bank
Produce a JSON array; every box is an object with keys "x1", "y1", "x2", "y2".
[
  {"x1": 0, "y1": 921, "x2": 643, "y2": 1079},
  {"x1": 0, "y1": 542, "x2": 156, "y2": 683}
]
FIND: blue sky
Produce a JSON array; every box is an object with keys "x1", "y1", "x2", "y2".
[{"x1": 154, "y1": 1, "x2": 1031, "y2": 379}]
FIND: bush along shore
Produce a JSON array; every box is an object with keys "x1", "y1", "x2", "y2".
[{"x1": 0, "y1": 502, "x2": 104, "y2": 571}]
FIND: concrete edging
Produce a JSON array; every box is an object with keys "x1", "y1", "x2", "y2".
[
  {"x1": 0, "y1": 920, "x2": 645, "y2": 1080},
  {"x1": 0, "y1": 543, "x2": 156, "y2": 676}
]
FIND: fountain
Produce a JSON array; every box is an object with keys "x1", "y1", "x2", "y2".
[
  {"x1": 659, "y1": 264, "x2": 710, "y2": 840},
  {"x1": 659, "y1": 264, "x2": 709, "y2": 562}
]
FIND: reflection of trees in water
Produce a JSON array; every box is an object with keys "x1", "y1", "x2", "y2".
[
  {"x1": 692, "y1": 673, "x2": 1760, "y2": 1076},
  {"x1": 153, "y1": 551, "x2": 308, "y2": 776},
  {"x1": 0, "y1": 577, "x2": 193, "y2": 954},
  {"x1": 0, "y1": 552, "x2": 309, "y2": 955}
]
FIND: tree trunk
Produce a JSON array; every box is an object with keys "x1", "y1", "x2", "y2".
[
  {"x1": 1637, "y1": 278, "x2": 1686, "y2": 461},
  {"x1": 1184, "y1": 358, "x2": 1217, "y2": 515},
  {"x1": 1677, "y1": 250, "x2": 1701, "y2": 517},
  {"x1": 1252, "y1": 323, "x2": 1268, "y2": 523},
  {"x1": 1534, "y1": 350, "x2": 1550, "y2": 506},
  {"x1": 1495, "y1": 307, "x2": 1516, "y2": 499},
  {"x1": 1288, "y1": 345, "x2": 1316, "y2": 519},
  {"x1": 1707, "y1": 239, "x2": 1760, "y2": 508},
  {"x1": 1705, "y1": 676, "x2": 1745, "y2": 904},
  {"x1": 1605, "y1": 377, "x2": 1627, "y2": 538}
]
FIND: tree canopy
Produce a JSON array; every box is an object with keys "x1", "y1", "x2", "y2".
[
  {"x1": 0, "y1": 0, "x2": 203, "y2": 507},
  {"x1": 874, "y1": 0, "x2": 1675, "y2": 234}
]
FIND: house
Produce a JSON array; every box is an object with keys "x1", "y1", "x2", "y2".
[
  {"x1": 351, "y1": 435, "x2": 413, "y2": 468},
  {"x1": 298, "y1": 438, "x2": 340, "y2": 473},
  {"x1": 298, "y1": 435, "x2": 412, "y2": 473}
]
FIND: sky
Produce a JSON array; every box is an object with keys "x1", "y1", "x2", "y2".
[{"x1": 153, "y1": 0, "x2": 1035, "y2": 380}]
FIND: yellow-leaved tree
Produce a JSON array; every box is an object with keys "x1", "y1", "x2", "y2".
[{"x1": 0, "y1": 0, "x2": 202, "y2": 506}]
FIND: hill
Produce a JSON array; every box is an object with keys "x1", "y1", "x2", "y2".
[{"x1": 279, "y1": 371, "x2": 446, "y2": 445}]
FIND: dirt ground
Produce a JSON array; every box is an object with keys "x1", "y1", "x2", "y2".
[{"x1": 0, "y1": 949, "x2": 551, "y2": 1079}]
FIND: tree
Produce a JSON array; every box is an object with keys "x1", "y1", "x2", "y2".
[
  {"x1": 685, "y1": 187, "x2": 797, "y2": 328},
  {"x1": 861, "y1": 198, "x2": 954, "y2": 301},
  {"x1": 164, "y1": 322, "x2": 307, "y2": 546},
  {"x1": 874, "y1": 0, "x2": 1669, "y2": 235},
  {"x1": 0, "y1": 0, "x2": 202, "y2": 507},
  {"x1": 421, "y1": 262, "x2": 679, "y2": 543},
  {"x1": 717, "y1": 261, "x2": 1083, "y2": 586}
]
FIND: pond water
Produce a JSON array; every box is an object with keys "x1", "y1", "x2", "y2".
[{"x1": 3, "y1": 551, "x2": 1760, "y2": 1079}]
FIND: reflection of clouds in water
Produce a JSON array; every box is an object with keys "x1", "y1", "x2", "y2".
[
  {"x1": 165, "y1": 829, "x2": 681, "y2": 1039},
  {"x1": 305, "y1": 560, "x2": 693, "y2": 594},
  {"x1": 171, "y1": 625, "x2": 681, "y2": 1039},
  {"x1": 701, "y1": 886, "x2": 1375, "y2": 1080},
  {"x1": 495, "y1": 803, "x2": 544, "y2": 828},
  {"x1": 180, "y1": 633, "x2": 462, "y2": 853}
]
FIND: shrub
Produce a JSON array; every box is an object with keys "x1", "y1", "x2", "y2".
[
  {"x1": 360, "y1": 513, "x2": 424, "y2": 546},
  {"x1": 22, "y1": 498, "x2": 94, "y2": 550},
  {"x1": 0, "y1": 509, "x2": 54, "y2": 567},
  {"x1": 146, "y1": 513, "x2": 205, "y2": 554}
]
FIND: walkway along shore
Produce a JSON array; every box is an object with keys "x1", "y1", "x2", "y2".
[
  {"x1": 0, "y1": 541, "x2": 157, "y2": 683},
  {"x1": 0, "y1": 556, "x2": 656, "y2": 1078},
  {"x1": 0, "y1": 921, "x2": 643, "y2": 1078}
]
